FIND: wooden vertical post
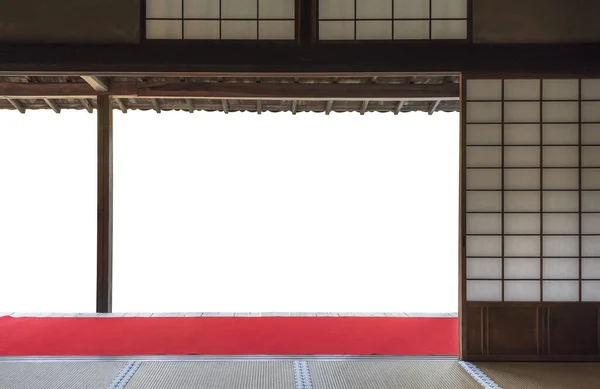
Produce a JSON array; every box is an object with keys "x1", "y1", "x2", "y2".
[{"x1": 97, "y1": 95, "x2": 113, "y2": 313}]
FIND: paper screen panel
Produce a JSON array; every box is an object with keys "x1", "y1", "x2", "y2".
[
  {"x1": 582, "y1": 124, "x2": 600, "y2": 145},
  {"x1": 357, "y1": 0, "x2": 391, "y2": 19},
  {"x1": 505, "y1": 124, "x2": 540, "y2": 145},
  {"x1": 466, "y1": 169, "x2": 502, "y2": 190},
  {"x1": 467, "y1": 280, "x2": 502, "y2": 301},
  {"x1": 505, "y1": 169, "x2": 541, "y2": 190},
  {"x1": 356, "y1": 21, "x2": 393, "y2": 40},
  {"x1": 583, "y1": 146, "x2": 600, "y2": 167},
  {"x1": 505, "y1": 191, "x2": 540, "y2": 212},
  {"x1": 504, "y1": 79, "x2": 541, "y2": 101},
  {"x1": 431, "y1": 0, "x2": 466, "y2": 18},
  {"x1": 467, "y1": 236, "x2": 502, "y2": 257},
  {"x1": 543, "y1": 191, "x2": 579, "y2": 212},
  {"x1": 504, "y1": 146, "x2": 540, "y2": 167},
  {"x1": 505, "y1": 236, "x2": 541, "y2": 257},
  {"x1": 582, "y1": 191, "x2": 600, "y2": 212},
  {"x1": 543, "y1": 124, "x2": 579, "y2": 145},
  {"x1": 543, "y1": 257, "x2": 579, "y2": 279},
  {"x1": 467, "y1": 146, "x2": 502, "y2": 167},
  {"x1": 505, "y1": 258, "x2": 540, "y2": 279},
  {"x1": 466, "y1": 191, "x2": 502, "y2": 212},
  {"x1": 467, "y1": 213, "x2": 502, "y2": 234},
  {"x1": 543, "y1": 236, "x2": 579, "y2": 257},
  {"x1": 504, "y1": 213, "x2": 540, "y2": 235},
  {"x1": 583, "y1": 258, "x2": 600, "y2": 279},
  {"x1": 582, "y1": 79, "x2": 600, "y2": 100},
  {"x1": 431, "y1": 20, "x2": 466, "y2": 39},
  {"x1": 582, "y1": 214, "x2": 600, "y2": 234},
  {"x1": 504, "y1": 281, "x2": 540, "y2": 301},
  {"x1": 542, "y1": 102, "x2": 579, "y2": 123},
  {"x1": 467, "y1": 258, "x2": 502, "y2": 279},
  {"x1": 543, "y1": 169, "x2": 579, "y2": 190},
  {"x1": 467, "y1": 124, "x2": 502, "y2": 145},
  {"x1": 184, "y1": 0, "x2": 219, "y2": 18},
  {"x1": 582, "y1": 102, "x2": 600, "y2": 122},
  {"x1": 543, "y1": 214, "x2": 579, "y2": 235},
  {"x1": 147, "y1": 0, "x2": 182, "y2": 18},
  {"x1": 582, "y1": 169, "x2": 600, "y2": 190},
  {"x1": 583, "y1": 236, "x2": 600, "y2": 257},
  {"x1": 504, "y1": 102, "x2": 541, "y2": 123},
  {"x1": 146, "y1": 20, "x2": 182, "y2": 39},
  {"x1": 582, "y1": 281, "x2": 600, "y2": 301},
  {"x1": 467, "y1": 102, "x2": 502, "y2": 123},
  {"x1": 543, "y1": 146, "x2": 579, "y2": 167},
  {"x1": 543, "y1": 79, "x2": 580, "y2": 101},
  {"x1": 466, "y1": 80, "x2": 502, "y2": 101},
  {"x1": 543, "y1": 281, "x2": 579, "y2": 301}
]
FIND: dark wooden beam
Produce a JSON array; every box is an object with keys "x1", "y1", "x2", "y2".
[
  {"x1": 325, "y1": 100, "x2": 333, "y2": 115},
  {"x1": 79, "y1": 98, "x2": 93, "y2": 113},
  {"x1": 7, "y1": 98, "x2": 25, "y2": 113},
  {"x1": 428, "y1": 100, "x2": 441, "y2": 115},
  {"x1": 360, "y1": 100, "x2": 369, "y2": 115},
  {"x1": 394, "y1": 100, "x2": 405, "y2": 115},
  {"x1": 44, "y1": 98, "x2": 61, "y2": 113},
  {"x1": 82, "y1": 76, "x2": 109, "y2": 92},
  {"x1": 296, "y1": 0, "x2": 318, "y2": 45},
  {"x1": 96, "y1": 95, "x2": 113, "y2": 314},
  {"x1": 151, "y1": 98, "x2": 161, "y2": 113}
]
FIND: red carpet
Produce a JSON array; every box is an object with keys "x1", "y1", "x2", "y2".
[{"x1": 0, "y1": 316, "x2": 457, "y2": 356}]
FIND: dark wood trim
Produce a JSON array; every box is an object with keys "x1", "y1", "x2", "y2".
[
  {"x1": 96, "y1": 95, "x2": 113, "y2": 314},
  {"x1": 1, "y1": 43, "x2": 600, "y2": 75},
  {"x1": 296, "y1": 0, "x2": 317, "y2": 45},
  {"x1": 459, "y1": 74, "x2": 467, "y2": 360}
]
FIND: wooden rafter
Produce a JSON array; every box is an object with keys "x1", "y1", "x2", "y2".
[
  {"x1": 394, "y1": 100, "x2": 405, "y2": 115},
  {"x1": 81, "y1": 76, "x2": 109, "y2": 92},
  {"x1": 291, "y1": 100, "x2": 297, "y2": 115},
  {"x1": 186, "y1": 98, "x2": 195, "y2": 113},
  {"x1": 325, "y1": 100, "x2": 333, "y2": 115},
  {"x1": 428, "y1": 100, "x2": 441, "y2": 115},
  {"x1": 221, "y1": 99, "x2": 229, "y2": 114},
  {"x1": 44, "y1": 98, "x2": 61, "y2": 113},
  {"x1": 115, "y1": 98, "x2": 127, "y2": 114},
  {"x1": 257, "y1": 100, "x2": 262, "y2": 115},
  {"x1": 79, "y1": 98, "x2": 93, "y2": 113},
  {"x1": 151, "y1": 98, "x2": 161, "y2": 113},
  {"x1": 7, "y1": 98, "x2": 25, "y2": 113},
  {"x1": 360, "y1": 100, "x2": 369, "y2": 115}
]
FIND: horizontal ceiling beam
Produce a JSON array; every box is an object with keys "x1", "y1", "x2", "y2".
[{"x1": 0, "y1": 81, "x2": 459, "y2": 101}]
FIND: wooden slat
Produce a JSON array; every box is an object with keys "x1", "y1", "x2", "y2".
[
  {"x1": 291, "y1": 100, "x2": 297, "y2": 115},
  {"x1": 96, "y1": 95, "x2": 113, "y2": 314},
  {"x1": 44, "y1": 98, "x2": 60, "y2": 113},
  {"x1": 360, "y1": 100, "x2": 369, "y2": 115},
  {"x1": 6, "y1": 98, "x2": 25, "y2": 113},
  {"x1": 115, "y1": 98, "x2": 127, "y2": 113},
  {"x1": 78, "y1": 98, "x2": 93, "y2": 113},
  {"x1": 221, "y1": 99, "x2": 229, "y2": 114},
  {"x1": 151, "y1": 98, "x2": 161, "y2": 113},
  {"x1": 81, "y1": 76, "x2": 109, "y2": 92},
  {"x1": 186, "y1": 98, "x2": 194, "y2": 113},
  {"x1": 428, "y1": 100, "x2": 441, "y2": 115},
  {"x1": 394, "y1": 100, "x2": 405, "y2": 115},
  {"x1": 325, "y1": 100, "x2": 333, "y2": 115}
]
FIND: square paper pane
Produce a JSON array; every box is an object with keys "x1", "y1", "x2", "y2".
[
  {"x1": 184, "y1": 20, "x2": 219, "y2": 39},
  {"x1": 221, "y1": 0, "x2": 258, "y2": 18},
  {"x1": 505, "y1": 124, "x2": 540, "y2": 145},
  {"x1": 467, "y1": 258, "x2": 502, "y2": 279},
  {"x1": 320, "y1": 0, "x2": 354, "y2": 19},
  {"x1": 431, "y1": 20, "x2": 466, "y2": 40},
  {"x1": 505, "y1": 191, "x2": 540, "y2": 212},
  {"x1": 543, "y1": 236, "x2": 579, "y2": 257},
  {"x1": 393, "y1": 20, "x2": 429, "y2": 39},
  {"x1": 543, "y1": 79, "x2": 580, "y2": 100},
  {"x1": 504, "y1": 146, "x2": 540, "y2": 168},
  {"x1": 259, "y1": 21, "x2": 294, "y2": 39},
  {"x1": 504, "y1": 79, "x2": 541, "y2": 101},
  {"x1": 543, "y1": 102, "x2": 579, "y2": 123},
  {"x1": 583, "y1": 214, "x2": 600, "y2": 234},
  {"x1": 582, "y1": 102, "x2": 600, "y2": 122},
  {"x1": 467, "y1": 80, "x2": 502, "y2": 101},
  {"x1": 505, "y1": 102, "x2": 541, "y2": 123},
  {"x1": 505, "y1": 214, "x2": 540, "y2": 235},
  {"x1": 543, "y1": 169, "x2": 578, "y2": 190},
  {"x1": 583, "y1": 258, "x2": 600, "y2": 279},
  {"x1": 394, "y1": 0, "x2": 429, "y2": 19},
  {"x1": 543, "y1": 281, "x2": 579, "y2": 301},
  {"x1": 467, "y1": 146, "x2": 501, "y2": 168},
  {"x1": 505, "y1": 169, "x2": 540, "y2": 190},
  {"x1": 356, "y1": 21, "x2": 392, "y2": 40},
  {"x1": 259, "y1": 0, "x2": 294, "y2": 19},
  {"x1": 582, "y1": 79, "x2": 600, "y2": 100},
  {"x1": 467, "y1": 102, "x2": 502, "y2": 123},
  {"x1": 543, "y1": 258, "x2": 579, "y2": 279},
  {"x1": 504, "y1": 281, "x2": 540, "y2": 302},
  {"x1": 147, "y1": 0, "x2": 182, "y2": 18},
  {"x1": 543, "y1": 124, "x2": 578, "y2": 145},
  {"x1": 544, "y1": 214, "x2": 579, "y2": 235},
  {"x1": 582, "y1": 191, "x2": 600, "y2": 212},
  {"x1": 543, "y1": 146, "x2": 579, "y2": 167},
  {"x1": 583, "y1": 169, "x2": 600, "y2": 190},
  {"x1": 582, "y1": 124, "x2": 600, "y2": 145},
  {"x1": 505, "y1": 258, "x2": 540, "y2": 279},
  {"x1": 543, "y1": 191, "x2": 578, "y2": 212},
  {"x1": 467, "y1": 124, "x2": 502, "y2": 145},
  {"x1": 184, "y1": 0, "x2": 219, "y2": 18},
  {"x1": 466, "y1": 169, "x2": 501, "y2": 190},
  {"x1": 466, "y1": 191, "x2": 502, "y2": 212},
  {"x1": 467, "y1": 236, "x2": 502, "y2": 257},
  {"x1": 583, "y1": 236, "x2": 600, "y2": 257},
  {"x1": 505, "y1": 236, "x2": 541, "y2": 257},
  {"x1": 467, "y1": 280, "x2": 502, "y2": 301},
  {"x1": 583, "y1": 146, "x2": 600, "y2": 167},
  {"x1": 319, "y1": 21, "x2": 354, "y2": 40},
  {"x1": 431, "y1": 0, "x2": 467, "y2": 19},
  {"x1": 582, "y1": 281, "x2": 600, "y2": 301},
  {"x1": 146, "y1": 20, "x2": 183, "y2": 39},
  {"x1": 221, "y1": 21, "x2": 257, "y2": 39},
  {"x1": 356, "y1": 0, "x2": 391, "y2": 19},
  {"x1": 467, "y1": 213, "x2": 502, "y2": 234}
]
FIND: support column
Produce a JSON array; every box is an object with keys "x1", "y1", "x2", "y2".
[{"x1": 97, "y1": 95, "x2": 113, "y2": 313}]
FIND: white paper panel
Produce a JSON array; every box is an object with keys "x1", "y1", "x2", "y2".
[
  {"x1": 467, "y1": 146, "x2": 501, "y2": 167},
  {"x1": 259, "y1": 0, "x2": 295, "y2": 18},
  {"x1": 583, "y1": 146, "x2": 600, "y2": 167},
  {"x1": 543, "y1": 79, "x2": 580, "y2": 101},
  {"x1": 147, "y1": 0, "x2": 182, "y2": 18},
  {"x1": 583, "y1": 258, "x2": 600, "y2": 279},
  {"x1": 467, "y1": 236, "x2": 502, "y2": 256},
  {"x1": 582, "y1": 191, "x2": 600, "y2": 212},
  {"x1": 467, "y1": 258, "x2": 502, "y2": 279},
  {"x1": 582, "y1": 102, "x2": 600, "y2": 122},
  {"x1": 582, "y1": 79, "x2": 600, "y2": 100},
  {"x1": 583, "y1": 236, "x2": 600, "y2": 257},
  {"x1": 504, "y1": 79, "x2": 541, "y2": 101},
  {"x1": 221, "y1": 0, "x2": 257, "y2": 18},
  {"x1": 582, "y1": 124, "x2": 600, "y2": 145},
  {"x1": 467, "y1": 80, "x2": 502, "y2": 101},
  {"x1": 504, "y1": 124, "x2": 540, "y2": 145},
  {"x1": 184, "y1": 0, "x2": 219, "y2": 18},
  {"x1": 504, "y1": 102, "x2": 541, "y2": 123},
  {"x1": 582, "y1": 281, "x2": 600, "y2": 301},
  {"x1": 543, "y1": 191, "x2": 579, "y2": 212},
  {"x1": 544, "y1": 258, "x2": 579, "y2": 279},
  {"x1": 542, "y1": 102, "x2": 579, "y2": 123},
  {"x1": 319, "y1": 0, "x2": 354, "y2": 19},
  {"x1": 259, "y1": 21, "x2": 294, "y2": 39},
  {"x1": 356, "y1": 0, "x2": 391, "y2": 19},
  {"x1": 184, "y1": 21, "x2": 220, "y2": 39},
  {"x1": 505, "y1": 257, "x2": 540, "y2": 279},
  {"x1": 467, "y1": 124, "x2": 502, "y2": 145},
  {"x1": 582, "y1": 169, "x2": 600, "y2": 190},
  {"x1": 146, "y1": 20, "x2": 183, "y2": 39},
  {"x1": 543, "y1": 281, "x2": 579, "y2": 301},
  {"x1": 543, "y1": 169, "x2": 578, "y2": 190},
  {"x1": 504, "y1": 146, "x2": 540, "y2": 167},
  {"x1": 221, "y1": 21, "x2": 257, "y2": 39},
  {"x1": 393, "y1": 21, "x2": 429, "y2": 39},
  {"x1": 583, "y1": 214, "x2": 600, "y2": 234},
  {"x1": 466, "y1": 169, "x2": 501, "y2": 190},
  {"x1": 505, "y1": 236, "x2": 541, "y2": 257},
  {"x1": 543, "y1": 124, "x2": 579, "y2": 145},
  {"x1": 319, "y1": 21, "x2": 354, "y2": 40},
  {"x1": 544, "y1": 214, "x2": 579, "y2": 235},
  {"x1": 467, "y1": 213, "x2": 502, "y2": 234},
  {"x1": 467, "y1": 280, "x2": 502, "y2": 301},
  {"x1": 431, "y1": 0, "x2": 466, "y2": 18},
  {"x1": 356, "y1": 21, "x2": 392, "y2": 40},
  {"x1": 431, "y1": 20, "x2": 466, "y2": 40},
  {"x1": 467, "y1": 102, "x2": 502, "y2": 123},
  {"x1": 466, "y1": 191, "x2": 502, "y2": 212},
  {"x1": 505, "y1": 214, "x2": 540, "y2": 235},
  {"x1": 505, "y1": 169, "x2": 540, "y2": 190},
  {"x1": 505, "y1": 191, "x2": 540, "y2": 212},
  {"x1": 543, "y1": 236, "x2": 579, "y2": 257},
  {"x1": 543, "y1": 146, "x2": 579, "y2": 167},
  {"x1": 505, "y1": 281, "x2": 540, "y2": 301},
  {"x1": 394, "y1": 0, "x2": 429, "y2": 18}
]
